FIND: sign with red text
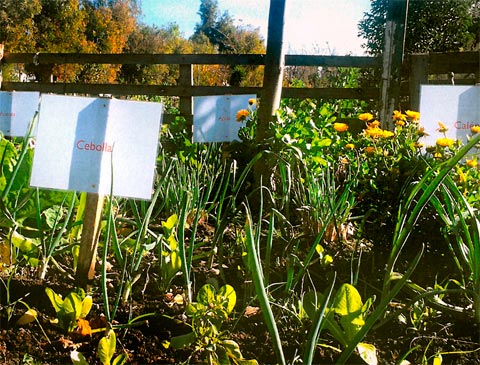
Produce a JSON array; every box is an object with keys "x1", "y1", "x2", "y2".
[
  {"x1": 30, "y1": 94, "x2": 162, "y2": 200},
  {"x1": 0, "y1": 91, "x2": 40, "y2": 136},
  {"x1": 193, "y1": 94, "x2": 256, "y2": 142},
  {"x1": 419, "y1": 86, "x2": 479, "y2": 152}
]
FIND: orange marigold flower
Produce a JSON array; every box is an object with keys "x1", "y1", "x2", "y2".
[
  {"x1": 368, "y1": 120, "x2": 381, "y2": 128},
  {"x1": 436, "y1": 137, "x2": 455, "y2": 148},
  {"x1": 333, "y1": 122, "x2": 349, "y2": 132},
  {"x1": 471, "y1": 125, "x2": 480, "y2": 134},
  {"x1": 392, "y1": 110, "x2": 407, "y2": 121},
  {"x1": 76, "y1": 318, "x2": 92, "y2": 336},
  {"x1": 406, "y1": 110, "x2": 420, "y2": 121},
  {"x1": 466, "y1": 158, "x2": 478, "y2": 168},
  {"x1": 358, "y1": 113, "x2": 374, "y2": 121},
  {"x1": 248, "y1": 98, "x2": 256, "y2": 105},
  {"x1": 236, "y1": 109, "x2": 249, "y2": 122},
  {"x1": 364, "y1": 146, "x2": 376, "y2": 155},
  {"x1": 345, "y1": 143, "x2": 355, "y2": 150},
  {"x1": 396, "y1": 120, "x2": 405, "y2": 127},
  {"x1": 437, "y1": 121, "x2": 448, "y2": 133}
]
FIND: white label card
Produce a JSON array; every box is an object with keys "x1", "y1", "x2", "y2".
[
  {"x1": 193, "y1": 94, "x2": 256, "y2": 142},
  {"x1": 30, "y1": 94, "x2": 163, "y2": 200},
  {"x1": 0, "y1": 91, "x2": 40, "y2": 136},
  {"x1": 419, "y1": 86, "x2": 479, "y2": 151}
]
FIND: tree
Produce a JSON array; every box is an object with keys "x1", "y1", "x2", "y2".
[
  {"x1": 0, "y1": 0, "x2": 42, "y2": 51},
  {"x1": 359, "y1": 0, "x2": 480, "y2": 55}
]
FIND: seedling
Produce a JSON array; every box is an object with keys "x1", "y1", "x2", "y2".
[
  {"x1": 45, "y1": 287, "x2": 92, "y2": 334},
  {"x1": 171, "y1": 283, "x2": 257, "y2": 364}
]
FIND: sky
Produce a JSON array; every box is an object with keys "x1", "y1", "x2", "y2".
[{"x1": 139, "y1": 0, "x2": 372, "y2": 55}]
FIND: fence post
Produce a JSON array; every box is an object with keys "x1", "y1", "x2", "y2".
[
  {"x1": 179, "y1": 64, "x2": 193, "y2": 138},
  {"x1": 409, "y1": 54, "x2": 429, "y2": 112},
  {"x1": 380, "y1": 0, "x2": 409, "y2": 129}
]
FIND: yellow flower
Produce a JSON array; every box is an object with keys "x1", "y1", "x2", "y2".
[
  {"x1": 392, "y1": 110, "x2": 406, "y2": 121},
  {"x1": 368, "y1": 120, "x2": 381, "y2": 128},
  {"x1": 471, "y1": 125, "x2": 480, "y2": 134},
  {"x1": 364, "y1": 146, "x2": 376, "y2": 155},
  {"x1": 365, "y1": 127, "x2": 383, "y2": 138},
  {"x1": 433, "y1": 152, "x2": 443, "y2": 159},
  {"x1": 382, "y1": 130, "x2": 395, "y2": 138},
  {"x1": 437, "y1": 121, "x2": 448, "y2": 133},
  {"x1": 345, "y1": 143, "x2": 355, "y2": 150},
  {"x1": 333, "y1": 122, "x2": 349, "y2": 132},
  {"x1": 417, "y1": 127, "x2": 429, "y2": 137},
  {"x1": 248, "y1": 98, "x2": 256, "y2": 105},
  {"x1": 236, "y1": 109, "x2": 249, "y2": 122},
  {"x1": 458, "y1": 168, "x2": 467, "y2": 184},
  {"x1": 406, "y1": 110, "x2": 420, "y2": 121},
  {"x1": 436, "y1": 137, "x2": 455, "y2": 148},
  {"x1": 466, "y1": 158, "x2": 478, "y2": 168},
  {"x1": 395, "y1": 120, "x2": 405, "y2": 127},
  {"x1": 358, "y1": 113, "x2": 374, "y2": 122}
]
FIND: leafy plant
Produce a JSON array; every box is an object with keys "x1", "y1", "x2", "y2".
[
  {"x1": 303, "y1": 283, "x2": 377, "y2": 365},
  {"x1": 45, "y1": 287, "x2": 92, "y2": 334},
  {"x1": 170, "y1": 283, "x2": 256, "y2": 365}
]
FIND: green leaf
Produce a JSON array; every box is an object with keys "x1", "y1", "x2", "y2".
[
  {"x1": 45, "y1": 287, "x2": 64, "y2": 314},
  {"x1": 112, "y1": 354, "x2": 128, "y2": 365},
  {"x1": 80, "y1": 296, "x2": 93, "y2": 319},
  {"x1": 170, "y1": 332, "x2": 195, "y2": 349},
  {"x1": 98, "y1": 329, "x2": 116, "y2": 365},
  {"x1": 332, "y1": 284, "x2": 363, "y2": 317},
  {"x1": 218, "y1": 284, "x2": 236, "y2": 314},
  {"x1": 197, "y1": 283, "x2": 216, "y2": 306}
]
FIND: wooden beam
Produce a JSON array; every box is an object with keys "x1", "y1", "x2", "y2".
[
  {"x1": 75, "y1": 193, "x2": 105, "y2": 289},
  {"x1": 380, "y1": 0, "x2": 409, "y2": 129}
]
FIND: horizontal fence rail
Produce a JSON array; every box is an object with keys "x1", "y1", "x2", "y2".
[{"x1": 1, "y1": 51, "x2": 478, "y2": 122}]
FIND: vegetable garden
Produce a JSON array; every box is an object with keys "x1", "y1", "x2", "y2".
[{"x1": 1, "y1": 91, "x2": 480, "y2": 364}]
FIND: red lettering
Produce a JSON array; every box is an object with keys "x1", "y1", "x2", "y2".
[{"x1": 75, "y1": 140, "x2": 113, "y2": 152}]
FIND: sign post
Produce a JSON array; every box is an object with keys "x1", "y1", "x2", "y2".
[{"x1": 30, "y1": 94, "x2": 163, "y2": 287}]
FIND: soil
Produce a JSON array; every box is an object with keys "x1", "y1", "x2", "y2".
[{"x1": 1, "y1": 222, "x2": 480, "y2": 365}]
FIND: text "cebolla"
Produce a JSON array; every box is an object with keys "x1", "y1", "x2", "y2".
[{"x1": 76, "y1": 140, "x2": 113, "y2": 152}]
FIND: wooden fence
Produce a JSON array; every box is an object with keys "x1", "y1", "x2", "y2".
[{"x1": 0, "y1": 51, "x2": 478, "y2": 124}]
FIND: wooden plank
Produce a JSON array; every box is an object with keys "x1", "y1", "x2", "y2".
[
  {"x1": 285, "y1": 55, "x2": 382, "y2": 68},
  {"x1": 3, "y1": 52, "x2": 266, "y2": 66},
  {"x1": 409, "y1": 54, "x2": 429, "y2": 111},
  {"x1": 75, "y1": 193, "x2": 105, "y2": 288}
]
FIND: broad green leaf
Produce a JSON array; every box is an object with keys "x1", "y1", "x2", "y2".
[
  {"x1": 332, "y1": 284, "x2": 363, "y2": 317},
  {"x1": 45, "y1": 287, "x2": 64, "y2": 313},
  {"x1": 11, "y1": 231, "x2": 39, "y2": 254},
  {"x1": 197, "y1": 283, "x2": 216, "y2": 306},
  {"x1": 218, "y1": 284, "x2": 236, "y2": 314},
  {"x1": 357, "y1": 342, "x2": 377, "y2": 365},
  {"x1": 98, "y1": 329, "x2": 116, "y2": 365},
  {"x1": 80, "y1": 296, "x2": 93, "y2": 319}
]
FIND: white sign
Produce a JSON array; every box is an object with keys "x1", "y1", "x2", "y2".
[
  {"x1": 30, "y1": 95, "x2": 163, "y2": 200},
  {"x1": 0, "y1": 91, "x2": 40, "y2": 136},
  {"x1": 193, "y1": 94, "x2": 256, "y2": 142},
  {"x1": 419, "y1": 85, "x2": 479, "y2": 149}
]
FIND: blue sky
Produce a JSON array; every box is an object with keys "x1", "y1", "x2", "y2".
[{"x1": 139, "y1": 0, "x2": 371, "y2": 55}]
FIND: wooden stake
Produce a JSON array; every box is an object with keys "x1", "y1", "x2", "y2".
[{"x1": 75, "y1": 193, "x2": 105, "y2": 288}]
